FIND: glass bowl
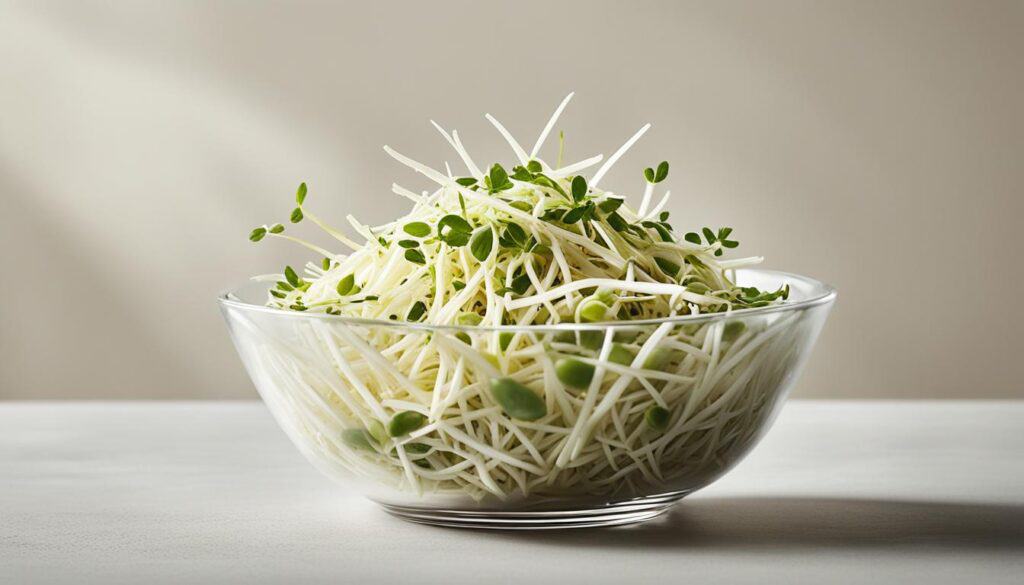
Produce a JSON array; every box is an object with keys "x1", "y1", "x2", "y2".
[{"x1": 219, "y1": 269, "x2": 835, "y2": 529}]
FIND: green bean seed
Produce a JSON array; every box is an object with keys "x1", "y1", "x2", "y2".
[
  {"x1": 336, "y1": 274, "x2": 356, "y2": 296},
  {"x1": 645, "y1": 405, "x2": 671, "y2": 432},
  {"x1": 367, "y1": 420, "x2": 388, "y2": 445},
  {"x1": 594, "y1": 287, "x2": 617, "y2": 305},
  {"x1": 552, "y1": 331, "x2": 574, "y2": 344},
  {"x1": 579, "y1": 330, "x2": 604, "y2": 350},
  {"x1": 643, "y1": 347, "x2": 678, "y2": 370},
  {"x1": 608, "y1": 343, "x2": 636, "y2": 366},
  {"x1": 499, "y1": 331, "x2": 514, "y2": 352},
  {"x1": 482, "y1": 352, "x2": 500, "y2": 370},
  {"x1": 722, "y1": 321, "x2": 746, "y2": 342},
  {"x1": 490, "y1": 377, "x2": 547, "y2": 421},
  {"x1": 578, "y1": 299, "x2": 610, "y2": 323},
  {"x1": 388, "y1": 411, "x2": 427, "y2": 437},
  {"x1": 552, "y1": 330, "x2": 605, "y2": 350},
  {"x1": 457, "y1": 312, "x2": 483, "y2": 326},
  {"x1": 555, "y1": 358, "x2": 595, "y2": 389},
  {"x1": 341, "y1": 428, "x2": 376, "y2": 450},
  {"x1": 404, "y1": 442, "x2": 431, "y2": 455}
]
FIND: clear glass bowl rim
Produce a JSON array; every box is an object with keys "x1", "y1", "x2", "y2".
[{"x1": 218, "y1": 268, "x2": 836, "y2": 333}]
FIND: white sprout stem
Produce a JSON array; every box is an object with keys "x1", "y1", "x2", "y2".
[
  {"x1": 507, "y1": 278, "x2": 721, "y2": 310},
  {"x1": 430, "y1": 121, "x2": 484, "y2": 180},
  {"x1": 531, "y1": 92, "x2": 574, "y2": 158},
  {"x1": 484, "y1": 113, "x2": 530, "y2": 165},
  {"x1": 548, "y1": 154, "x2": 604, "y2": 178},
  {"x1": 392, "y1": 183, "x2": 424, "y2": 204},
  {"x1": 637, "y1": 182, "x2": 655, "y2": 217},
  {"x1": 590, "y1": 123, "x2": 651, "y2": 188},
  {"x1": 642, "y1": 190, "x2": 671, "y2": 221}
]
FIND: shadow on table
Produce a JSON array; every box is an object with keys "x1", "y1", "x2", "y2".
[{"x1": 513, "y1": 497, "x2": 1024, "y2": 550}]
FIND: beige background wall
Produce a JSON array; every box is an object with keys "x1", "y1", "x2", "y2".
[{"x1": 1, "y1": 1, "x2": 1021, "y2": 399}]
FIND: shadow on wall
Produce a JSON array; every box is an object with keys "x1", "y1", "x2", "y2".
[{"x1": 489, "y1": 497, "x2": 1024, "y2": 550}]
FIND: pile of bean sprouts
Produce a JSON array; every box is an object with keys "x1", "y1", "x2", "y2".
[{"x1": 237, "y1": 94, "x2": 800, "y2": 502}]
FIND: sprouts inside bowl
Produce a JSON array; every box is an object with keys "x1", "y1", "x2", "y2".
[
  {"x1": 221, "y1": 95, "x2": 835, "y2": 528},
  {"x1": 221, "y1": 270, "x2": 833, "y2": 528}
]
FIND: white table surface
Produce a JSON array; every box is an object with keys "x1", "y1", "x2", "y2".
[{"x1": 2, "y1": 401, "x2": 1022, "y2": 584}]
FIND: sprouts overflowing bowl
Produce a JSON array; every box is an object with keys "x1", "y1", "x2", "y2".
[{"x1": 220, "y1": 95, "x2": 835, "y2": 528}]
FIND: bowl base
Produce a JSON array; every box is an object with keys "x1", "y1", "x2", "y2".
[{"x1": 375, "y1": 491, "x2": 687, "y2": 530}]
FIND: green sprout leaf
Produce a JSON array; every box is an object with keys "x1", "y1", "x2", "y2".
[
  {"x1": 249, "y1": 227, "x2": 267, "y2": 242},
  {"x1": 398, "y1": 239, "x2": 420, "y2": 249},
  {"x1": 510, "y1": 165, "x2": 535, "y2": 181},
  {"x1": 296, "y1": 182, "x2": 308, "y2": 205},
  {"x1": 570, "y1": 175, "x2": 587, "y2": 202},
  {"x1": 644, "y1": 167, "x2": 655, "y2": 183},
  {"x1": 527, "y1": 160, "x2": 543, "y2": 173},
  {"x1": 562, "y1": 206, "x2": 587, "y2": 224},
  {"x1": 641, "y1": 221, "x2": 673, "y2": 242},
  {"x1": 437, "y1": 214, "x2": 472, "y2": 246},
  {"x1": 654, "y1": 161, "x2": 669, "y2": 183},
  {"x1": 284, "y1": 266, "x2": 301, "y2": 287},
  {"x1": 486, "y1": 163, "x2": 513, "y2": 193},
  {"x1": 455, "y1": 177, "x2": 478, "y2": 187},
  {"x1": 510, "y1": 272, "x2": 532, "y2": 295},
  {"x1": 527, "y1": 173, "x2": 570, "y2": 201},
  {"x1": 717, "y1": 227, "x2": 739, "y2": 250},
  {"x1": 499, "y1": 222, "x2": 528, "y2": 249},
  {"x1": 580, "y1": 202, "x2": 596, "y2": 222},
  {"x1": 541, "y1": 208, "x2": 567, "y2": 222},
  {"x1": 403, "y1": 222, "x2": 431, "y2": 238},
  {"x1": 684, "y1": 232, "x2": 702, "y2": 245},
  {"x1": 269, "y1": 223, "x2": 284, "y2": 234},
  {"x1": 404, "y1": 248, "x2": 426, "y2": 265},
  {"x1": 654, "y1": 257, "x2": 680, "y2": 278},
  {"x1": 406, "y1": 301, "x2": 427, "y2": 322},
  {"x1": 606, "y1": 212, "x2": 629, "y2": 232},
  {"x1": 498, "y1": 269, "x2": 532, "y2": 296},
  {"x1": 598, "y1": 197, "x2": 624, "y2": 213},
  {"x1": 336, "y1": 274, "x2": 356, "y2": 296},
  {"x1": 290, "y1": 207, "x2": 304, "y2": 223},
  {"x1": 470, "y1": 227, "x2": 493, "y2": 262}
]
